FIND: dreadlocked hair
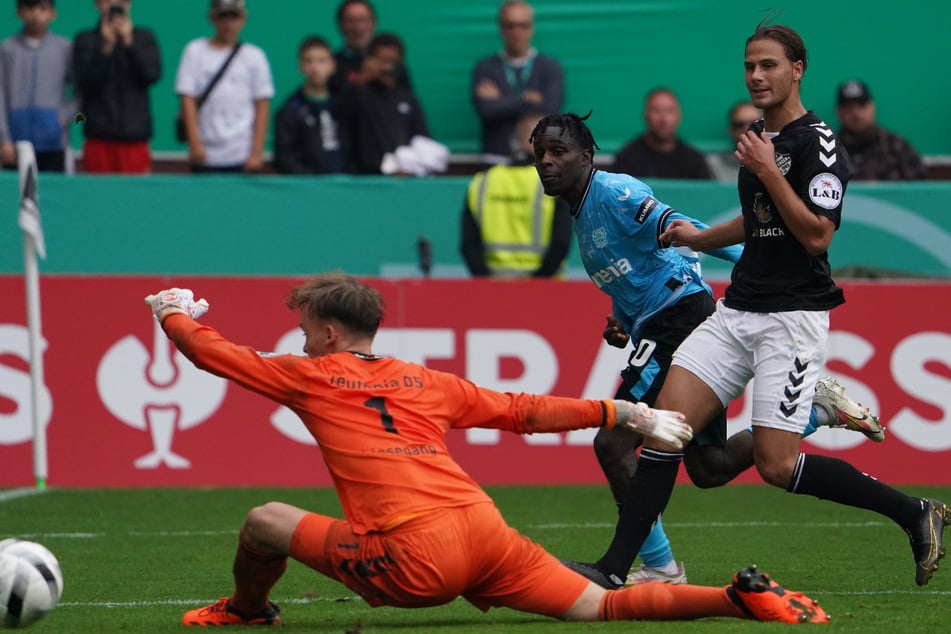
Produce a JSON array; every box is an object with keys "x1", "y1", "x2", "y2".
[{"x1": 529, "y1": 111, "x2": 600, "y2": 154}]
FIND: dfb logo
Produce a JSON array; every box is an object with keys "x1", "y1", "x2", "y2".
[{"x1": 97, "y1": 320, "x2": 227, "y2": 468}]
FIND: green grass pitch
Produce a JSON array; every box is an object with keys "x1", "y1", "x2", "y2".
[{"x1": 2, "y1": 484, "x2": 950, "y2": 632}]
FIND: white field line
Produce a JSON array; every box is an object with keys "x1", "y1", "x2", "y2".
[
  {"x1": 0, "y1": 487, "x2": 46, "y2": 504},
  {"x1": 53, "y1": 589, "x2": 951, "y2": 609},
  {"x1": 12, "y1": 530, "x2": 238, "y2": 539},
  {"x1": 530, "y1": 520, "x2": 889, "y2": 530},
  {"x1": 16, "y1": 521, "x2": 891, "y2": 540},
  {"x1": 59, "y1": 596, "x2": 365, "y2": 608}
]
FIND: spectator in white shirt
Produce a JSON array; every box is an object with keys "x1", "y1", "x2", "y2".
[{"x1": 175, "y1": 0, "x2": 274, "y2": 173}]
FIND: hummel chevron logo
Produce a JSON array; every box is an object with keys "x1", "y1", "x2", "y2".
[
  {"x1": 813, "y1": 124, "x2": 837, "y2": 167},
  {"x1": 781, "y1": 358, "x2": 810, "y2": 417},
  {"x1": 618, "y1": 187, "x2": 631, "y2": 201}
]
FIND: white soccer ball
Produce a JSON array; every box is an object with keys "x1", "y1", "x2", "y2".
[{"x1": 0, "y1": 539, "x2": 63, "y2": 628}]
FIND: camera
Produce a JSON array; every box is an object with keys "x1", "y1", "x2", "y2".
[
  {"x1": 108, "y1": 5, "x2": 126, "y2": 18},
  {"x1": 381, "y1": 60, "x2": 404, "y2": 79}
]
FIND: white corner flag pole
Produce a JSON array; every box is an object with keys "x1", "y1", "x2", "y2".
[{"x1": 16, "y1": 141, "x2": 48, "y2": 490}]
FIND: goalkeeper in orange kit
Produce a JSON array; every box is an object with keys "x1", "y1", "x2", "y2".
[{"x1": 144, "y1": 274, "x2": 829, "y2": 626}]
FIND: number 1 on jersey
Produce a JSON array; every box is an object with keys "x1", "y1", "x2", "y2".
[{"x1": 365, "y1": 396, "x2": 398, "y2": 434}]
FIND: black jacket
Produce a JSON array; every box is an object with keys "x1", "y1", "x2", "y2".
[
  {"x1": 336, "y1": 79, "x2": 429, "y2": 175},
  {"x1": 72, "y1": 24, "x2": 161, "y2": 142},
  {"x1": 273, "y1": 88, "x2": 345, "y2": 174}
]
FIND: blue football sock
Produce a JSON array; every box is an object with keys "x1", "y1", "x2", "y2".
[
  {"x1": 638, "y1": 516, "x2": 673, "y2": 569},
  {"x1": 801, "y1": 408, "x2": 820, "y2": 438}
]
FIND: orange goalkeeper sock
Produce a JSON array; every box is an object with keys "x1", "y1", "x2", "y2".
[{"x1": 599, "y1": 583, "x2": 748, "y2": 621}]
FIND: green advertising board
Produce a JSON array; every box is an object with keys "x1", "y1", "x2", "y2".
[{"x1": 2, "y1": 173, "x2": 949, "y2": 280}]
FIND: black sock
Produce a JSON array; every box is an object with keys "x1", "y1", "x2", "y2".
[
  {"x1": 596, "y1": 448, "x2": 682, "y2": 578},
  {"x1": 788, "y1": 453, "x2": 923, "y2": 528}
]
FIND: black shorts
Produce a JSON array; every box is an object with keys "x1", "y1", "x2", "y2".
[{"x1": 614, "y1": 291, "x2": 726, "y2": 447}]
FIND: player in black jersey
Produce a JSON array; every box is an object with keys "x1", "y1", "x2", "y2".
[{"x1": 569, "y1": 21, "x2": 950, "y2": 590}]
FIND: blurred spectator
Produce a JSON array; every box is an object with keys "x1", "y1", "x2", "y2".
[
  {"x1": 337, "y1": 33, "x2": 433, "y2": 175},
  {"x1": 835, "y1": 79, "x2": 928, "y2": 181},
  {"x1": 706, "y1": 100, "x2": 761, "y2": 182},
  {"x1": 612, "y1": 88, "x2": 711, "y2": 180},
  {"x1": 0, "y1": 0, "x2": 76, "y2": 172},
  {"x1": 174, "y1": 0, "x2": 274, "y2": 173},
  {"x1": 328, "y1": 0, "x2": 412, "y2": 96},
  {"x1": 471, "y1": 0, "x2": 563, "y2": 167},
  {"x1": 273, "y1": 36, "x2": 345, "y2": 175},
  {"x1": 72, "y1": 0, "x2": 161, "y2": 174},
  {"x1": 460, "y1": 111, "x2": 571, "y2": 278}
]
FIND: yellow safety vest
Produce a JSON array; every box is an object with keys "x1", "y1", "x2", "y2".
[{"x1": 467, "y1": 164, "x2": 558, "y2": 277}]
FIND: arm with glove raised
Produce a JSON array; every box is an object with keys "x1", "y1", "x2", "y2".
[{"x1": 143, "y1": 287, "x2": 304, "y2": 405}]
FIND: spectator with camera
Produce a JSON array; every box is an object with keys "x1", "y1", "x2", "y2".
[
  {"x1": 336, "y1": 33, "x2": 437, "y2": 175},
  {"x1": 328, "y1": 0, "x2": 413, "y2": 98},
  {"x1": 72, "y1": 0, "x2": 161, "y2": 173}
]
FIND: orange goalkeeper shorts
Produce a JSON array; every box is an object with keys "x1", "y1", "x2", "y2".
[{"x1": 290, "y1": 501, "x2": 588, "y2": 616}]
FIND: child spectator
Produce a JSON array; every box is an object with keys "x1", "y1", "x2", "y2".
[
  {"x1": 0, "y1": 0, "x2": 76, "y2": 172},
  {"x1": 174, "y1": 0, "x2": 274, "y2": 173},
  {"x1": 273, "y1": 36, "x2": 344, "y2": 175},
  {"x1": 72, "y1": 0, "x2": 161, "y2": 174}
]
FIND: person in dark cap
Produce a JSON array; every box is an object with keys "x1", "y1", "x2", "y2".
[
  {"x1": 210, "y1": 0, "x2": 245, "y2": 14},
  {"x1": 835, "y1": 79, "x2": 928, "y2": 181}
]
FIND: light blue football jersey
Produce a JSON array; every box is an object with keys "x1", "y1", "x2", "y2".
[{"x1": 571, "y1": 170, "x2": 742, "y2": 337}]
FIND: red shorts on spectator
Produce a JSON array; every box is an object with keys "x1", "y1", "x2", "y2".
[{"x1": 82, "y1": 139, "x2": 152, "y2": 174}]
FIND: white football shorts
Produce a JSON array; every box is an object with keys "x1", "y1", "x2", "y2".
[{"x1": 672, "y1": 299, "x2": 829, "y2": 434}]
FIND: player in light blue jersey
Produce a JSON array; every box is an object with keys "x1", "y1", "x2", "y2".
[
  {"x1": 530, "y1": 110, "x2": 885, "y2": 589},
  {"x1": 570, "y1": 168, "x2": 740, "y2": 337}
]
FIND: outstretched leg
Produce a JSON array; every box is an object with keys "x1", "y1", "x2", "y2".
[
  {"x1": 561, "y1": 565, "x2": 828, "y2": 623},
  {"x1": 779, "y1": 444, "x2": 950, "y2": 586}
]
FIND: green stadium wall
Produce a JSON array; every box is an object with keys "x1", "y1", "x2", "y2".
[
  {"x1": 15, "y1": 0, "x2": 951, "y2": 156},
  {"x1": 3, "y1": 173, "x2": 950, "y2": 279}
]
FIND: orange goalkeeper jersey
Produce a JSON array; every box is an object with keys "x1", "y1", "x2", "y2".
[{"x1": 165, "y1": 316, "x2": 615, "y2": 534}]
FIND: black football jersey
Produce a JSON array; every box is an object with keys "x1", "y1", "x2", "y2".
[{"x1": 724, "y1": 112, "x2": 851, "y2": 312}]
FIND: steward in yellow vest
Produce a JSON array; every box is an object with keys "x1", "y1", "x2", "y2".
[{"x1": 460, "y1": 160, "x2": 571, "y2": 278}]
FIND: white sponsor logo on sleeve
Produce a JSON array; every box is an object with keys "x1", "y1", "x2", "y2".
[{"x1": 809, "y1": 173, "x2": 843, "y2": 210}]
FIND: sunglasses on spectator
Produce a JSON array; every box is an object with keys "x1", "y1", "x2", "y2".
[
  {"x1": 501, "y1": 21, "x2": 532, "y2": 30},
  {"x1": 731, "y1": 120, "x2": 756, "y2": 130}
]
